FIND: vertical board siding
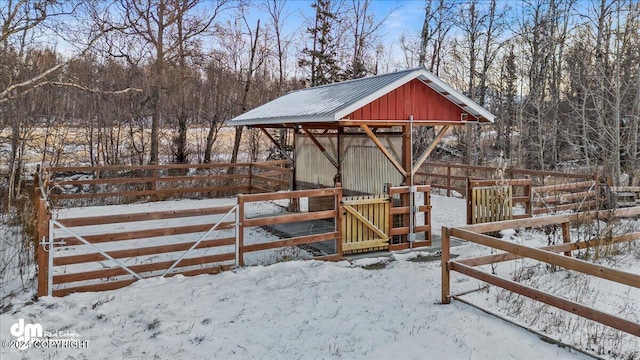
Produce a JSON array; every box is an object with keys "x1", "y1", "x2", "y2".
[
  {"x1": 346, "y1": 79, "x2": 478, "y2": 121},
  {"x1": 294, "y1": 139, "x2": 338, "y2": 188}
]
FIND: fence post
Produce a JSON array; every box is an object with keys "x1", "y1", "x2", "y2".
[
  {"x1": 237, "y1": 194, "x2": 245, "y2": 267},
  {"x1": 424, "y1": 186, "x2": 431, "y2": 243},
  {"x1": 248, "y1": 164, "x2": 253, "y2": 194},
  {"x1": 561, "y1": 222, "x2": 571, "y2": 256},
  {"x1": 466, "y1": 178, "x2": 472, "y2": 224},
  {"x1": 441, "y1": 226, "x2": 451, "y2": 304},
  {"x1": 335, "y1": 183, "x2": 343, "y2": 257},
  {"x1": 35, "y1": 183, "x2": 50, "y2": 297},
  {"x1": 446, "y1": 166, "x2": 451, "y2": 197},
  {"x1": 594, "y1": 170, "x2": 600, "y2": 210},
  {"x1": 386, "y1": 183, "x2": 394, "y2": 243}
]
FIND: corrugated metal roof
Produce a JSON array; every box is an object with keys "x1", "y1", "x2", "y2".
[{"x1": 228, "y1": 67, "x2": 495, "y2": 126}]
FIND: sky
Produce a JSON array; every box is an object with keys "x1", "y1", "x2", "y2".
[{"x1": 235, "y1": 0, "x2": 426, "y2": 48}]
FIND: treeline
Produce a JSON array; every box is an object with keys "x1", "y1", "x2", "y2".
[{"x1": 1, "y1": 0, "x2": 640, "y2": 202}]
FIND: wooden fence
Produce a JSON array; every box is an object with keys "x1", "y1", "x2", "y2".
[
  {"x1": 417, "y1": 162, "x2": 600, "y2": 215},
  {"x1": 35, "y1": 181, "x2": 432, "y2": 297},
  {"x1": 532, "y1": 179, "x2": 599, "y2": 214},
  {"x1": 237, "y1": 188, "x2": 344, "y2": 266},
  {"x1": 441, "y1": 207, "x2": 640, "y2": 337},
  {"x1": 387, "y1": 185, "x2": 432, "y2": 251},
  {"x1": 609, "y1": 186, "x2": 640, "y2": 208},
  {"x1": 466, "y1": 178, "x2": 532, "y2": 224},
  {"x1": 45, "y1": 203, "x2": 238, "y2": 297},
  {"x1": 38, "y1": 187, "x2": 338, "y2": 297},
  {"x1": 41, "y1": 160, "x2": 291, "y2": 207}
]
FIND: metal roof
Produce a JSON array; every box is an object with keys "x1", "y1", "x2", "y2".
[{"x1": 228, "y1": 66, "x2": 495, "y2": 126}]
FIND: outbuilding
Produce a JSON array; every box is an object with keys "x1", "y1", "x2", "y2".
[{"x1": 228, "y1": 66, "x2": 496, "y2": 252}]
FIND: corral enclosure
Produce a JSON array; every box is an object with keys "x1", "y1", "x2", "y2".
[
  {"x1": 35, "y1": 160, "x2": 432, "y2": 297},
  {"x1": 34, "y1": 156, "x2": 616, "y2": 298}
]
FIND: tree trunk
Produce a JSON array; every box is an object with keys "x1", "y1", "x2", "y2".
[{"x1": 229, "y1": 19, "x2": 261, "y2": 172}]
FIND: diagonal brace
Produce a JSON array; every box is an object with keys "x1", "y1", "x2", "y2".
[
  {"x1": 162, "y1": 205, "x2": 238, "y2": 276},
  {"x1": 259, "y1": 127, "x2": 293, "y2": 162},
  {"x1": 51, "y1": 220, "x2": 143, "y2": 280},
  {"x1": 302, "y1": 127, "x2": 339, "y2": 169},
  {"x1": 360, "y1": 124, "x2": 407, "y2": 176},
  {"x1": 344, "y1": 205, "x2": 389, "y2": 240},
  {"x1": 412, "y1": 125, "x2": 451, "y2": 176}
]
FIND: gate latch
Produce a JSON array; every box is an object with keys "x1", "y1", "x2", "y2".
[{"x1": 39, "y1": 237, "x2": 67, "y2": 251}]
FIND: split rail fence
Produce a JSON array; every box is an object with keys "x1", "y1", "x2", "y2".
[
  {"x1": 42, "y1": 160, "x2": 291, "y2": 207},
  {"x1": 34, "y1": 167, "x2": 432, "y2": 297},
  {"x1": 441, "y1": 207, "x2": 640, "y2": 336},
  {"x1": 418, "y1": 162, "x2": 601, "y2": 219}
]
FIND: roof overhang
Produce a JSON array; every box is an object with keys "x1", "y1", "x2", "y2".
[{"x1": 227, "y1": 67, "x2": 496, "y2": 127}]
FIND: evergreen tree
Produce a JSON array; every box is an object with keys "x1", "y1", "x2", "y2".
[{"x1": 298, "y1": 0, "x2": 342, "y2": 86}]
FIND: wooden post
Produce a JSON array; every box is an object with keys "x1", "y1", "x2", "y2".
[
  {"x1": 402, "y1": 124, "x2": 412, "y2": 243},
  {"x1": 561, "y1": 222, "x2": 571, "y2": 256},
  {"x1": 466, "y1": 177, "x2": 472, "y2": 225},
  {"x1": 335, "y1": 184, "x2": 343, "y2": 256},
  {"x1": 526, "y1": 180, "x2": 533, "y2": 218},
  {"x1": 237, "y1": 194, "x2": 245, "y2": 267},
  {"x1": 446, "y1": 166, "x2": 451, "y2": 197},
  {"x1": 386, "y1": 183, "x2": 394, "y2": 243},
  {"x1": 441, "y1": 226, "x2": 451, "y2": 304},
  {"x1": 248, "y1": 164, "x2": 253, "y2": 194},
  {"x1": 424, "y1": 186, "x2": 431, "y2": 242},
  {"x1": 35, "y1": 183, "x2": 50, "y2": 297},
  {"x1": 594, "y1": 170, "x2": 600, "y2": 211}
]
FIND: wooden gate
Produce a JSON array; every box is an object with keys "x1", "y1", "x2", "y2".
[
  {"x1": 469, "y1": 185, "x2": 513, "y2": 224},
  {"x1": 341, "y1": 195, "x2": 390, "y2": 253}
]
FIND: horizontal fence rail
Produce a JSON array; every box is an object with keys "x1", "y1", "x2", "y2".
[
  {"x1": 237, "y1": 187, "x2": 344, "y2": 267},
  {"x1": 417, "y1": 162, "x2": 601, "y2": 216},
  {"x1": 441, "y1": 206, "x2": 640, "y2": 337},
  {"x1": 42, "y1": 160, "x2": 292, "y2": 207},
  {"x1": 45, "y1": 204, "x2": 238, "y2": 297}
]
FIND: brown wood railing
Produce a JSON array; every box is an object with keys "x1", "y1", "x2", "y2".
[
  {"x1": 417, "y1": 162, "x2": 601, "y2": 215},
  {"x1": 42, "y1": 160, "x2": 292, "y2": 207},
  {"x1": 441, "y1": 207, "x2": 640, "y2": 337},
  {"x1": 417, "y1": 162, "x2": 597, "y2": 196}
]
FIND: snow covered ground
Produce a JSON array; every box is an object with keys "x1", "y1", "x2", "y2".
[{"x1": 0, "y1": 195, "x2": 638, "y2": 359}]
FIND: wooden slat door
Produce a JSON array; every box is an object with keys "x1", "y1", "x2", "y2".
[
  {"x1": 470, "y1": 185, "x2": 513, "y2": 224},
  {"x1": 341, "y1": 195, "x2": 390, "y2": 253}
]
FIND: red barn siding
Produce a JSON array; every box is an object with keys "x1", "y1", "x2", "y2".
[{"x1": 345, "y1": 79, "x2": 477, "y2": 122}]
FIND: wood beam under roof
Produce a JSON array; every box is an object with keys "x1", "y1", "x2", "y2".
[
  {"x1": 302, "y1": 126, "x2": 339, "y2": 169},
  {"x1": 411, "y1": 125, "x2": 452, "y2": 176},
  {"x1": 258, "y1": 127, "x2": 293, "y2": 162},
  {"x1": 339, "y1": 120, "x2": 475, "y2": 127},
  {"x1": 360, "y1": 124, "x2": 407, "y2": 177}
]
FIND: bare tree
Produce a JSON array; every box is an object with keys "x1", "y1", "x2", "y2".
[
  {"x1": 565, "y1": 0, "x2": 639, "y2": 184},
  {"x1": 418, "y1": 0, "x2": 455, "y2": 75},
  {"x1": 344, "y1": 0, "x2": 391, "y2": 79},
  {"x1": 229, "y1": 17, "x2": 262, "y2": 168},
  {"x1": 108, "y1": 0, "x2": 227, "y2": 165}
]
